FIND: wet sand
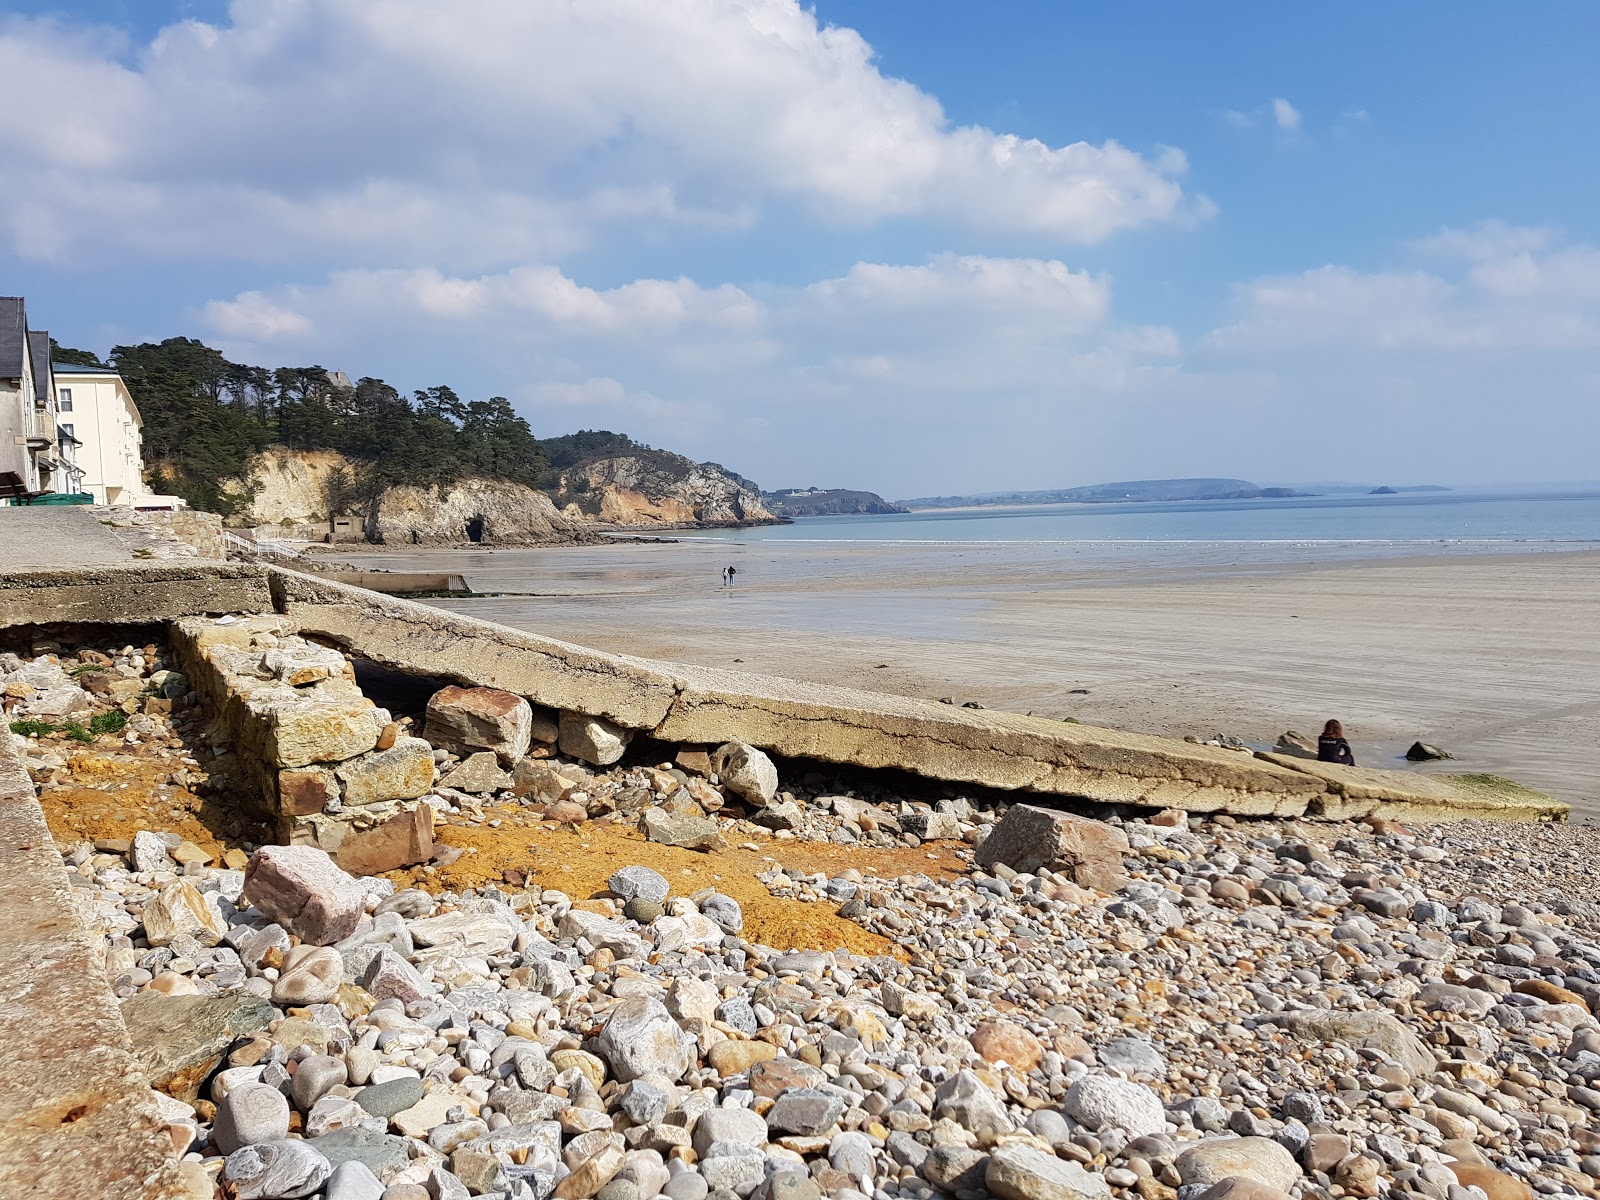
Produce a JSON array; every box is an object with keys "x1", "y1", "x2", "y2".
[{"x1": 326, "y1": 541, "x2": 1600, "y2": 816}]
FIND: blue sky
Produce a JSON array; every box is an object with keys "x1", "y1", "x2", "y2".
[{"x1": 2, "y1": 2, "x2": 1597, "y2": 495}]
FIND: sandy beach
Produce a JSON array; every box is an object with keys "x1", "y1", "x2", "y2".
[{"x1": 326, "y1": 541, "x2": 1600, "y2": 816}]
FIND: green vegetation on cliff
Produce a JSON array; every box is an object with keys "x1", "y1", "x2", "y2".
[{"x1": 54, "y1": 338, "x2": 567, "y2": 514}]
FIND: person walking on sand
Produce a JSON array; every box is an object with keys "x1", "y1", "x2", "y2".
[
  {"x1": 1318, "y1": 719, "x2": 1356, "y2": 765},
  {"x1": 721, "y1": 566, "x2": 729, "y2": 587},
  {"x1": 726, "y1": 565, "x2": 737, "y2": 588}
]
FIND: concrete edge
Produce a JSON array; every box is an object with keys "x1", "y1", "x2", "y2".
[{"x1": 0, "y1": 723, "x2": 187, "y2": 1199}]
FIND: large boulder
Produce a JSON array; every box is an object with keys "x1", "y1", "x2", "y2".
[
  {"x1": 559, "y1": 711, "x2": 632, "y2": 766},
  {"x1": 1176, "y1": 1137, "x2": 1302, "y2": 1192},
  {"x1": 1261, "y1": 1009, "x2": 1435, "y2": 1078},
  {"x1": 976, "y1": 805, "x2": 1129, "y2": 890},
  {"x1": 986, "y1": 1144, "x2": 1111, "y2": 1200},
  {"x1": 1061, "y1": 1075, "x2": 1166, "y2": 1138},
  {"x1": 595, "y1": 997, "x2": 694, "y2": 1083},
  {"x1": 710, "y1": 742, "x2": 779, "y2": 805},
  {"x1": 242, "y1": 845, "x2": 367, "y2": 945},
  {"x1": 121, "y1": 991, "x2": 275, "y2": 1102},
  {"x1": 424, "y1": 686, "x2": 533, "y2": 765}
]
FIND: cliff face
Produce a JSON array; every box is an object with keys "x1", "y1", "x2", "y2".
[
  {"x1": 225, "y1": 448, "x2": 352, "y2": 526},
  {"x1": 367, "y1": 479, "x2": 588, "y2": 546},
  {"x1": 215, "y1": 447, "x2": 775, "y2": 542},
  {"x1": 558, "y1": 453, "x2": 778, "y2": 528}
]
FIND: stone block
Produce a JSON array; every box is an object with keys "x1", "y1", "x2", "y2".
[
  {"x1": 425, "y1": 685, "x2": 533, "y2": 765},
  {"x1": 976, "y1": 804, "x2": 1129, "y2": 890},
  {"x1": 121, "y1": 990, "x2": 276, "y2": 1103},
  {"x1": 438, "y1": 751, "x2": 512, "y2": 794},
  {"x1": 283, "y1": 799, "x2": 434, "y2": 876},
  {"x1": 336, "y1": 737, "x2": 436, "y2": 807},
  {"x1": 279, "y1": 766, "x2": 341, "y2": 816},
  {"x1": 559, "y1": 711, "x2": 632, "y2": 766},
  {"x1": 242, "y1": 845, "x2": 367, "y2": 946},
  {"x1": 265, "y1": 701, "x2": 387, "y2": 769}
]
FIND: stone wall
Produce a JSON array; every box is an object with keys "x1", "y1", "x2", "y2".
[{"x1": 170, "y1": 615, "x2": 435, "y2": 874}]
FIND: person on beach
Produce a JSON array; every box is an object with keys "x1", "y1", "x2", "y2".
[
  {"x1": 721, "y1": 567, "x2": 730, "y2": 587},
  {"x1": 1318, "y1": 719, "x2": 1356, "y2": 765}
]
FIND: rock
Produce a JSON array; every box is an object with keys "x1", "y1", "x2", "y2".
[
  {"x1": 561, "y1": 909, "x2": 647, "y2": 959},
  {"x1": 555, "y1": 1138, "x2": 626, "y2": 1199},
  {"x1": 1406, "y1": 741, "x2": 1453, "y2": 762},
  {"x1": 597, "y1": 997, "x2": 694, "y2": 1082},
  {"x1": 272, "y1": 944, "x2": 344, "y2": 1006},
  {"x1": 969, "y1": 1020, "x2": 1045, "y2": 1072},
  {"x1": 361, "y1": 946, "x2": 435, "y2": 1003},
  {"x1": 609, "y1": 865, "x2": 670, "y2": 904},
  {"x1": 932, "y1": 1069, "x2": 1013, "y2": 1142},
  {"x1": 700, "y1": 893, "x2": 743, "y2": 935},
  {"x1": 707, "y1": 1040, "x2": 781, "y2": 1076},
  {"x1": 625, "y1": 897, "x2": 665, "y2": 923},
  {"x1": 356, "y1": 1077, "x2": 426, "y2": 1119},
  {"x1": 279, "y1": 766, "x2": 341, "y2": 815},
  {"x1": 1447, "y1": 1162, "x2": 1534, "y2": 1200},
  {"x1": 424, "y1": 685, "x2": 533, "y2": 765},
  {"x1": 142, "y1": 879, "x2": 227, "y2": 946},
  {"x1": 976, "y1": 805, "x2": 1130, "y2": 890},
  {"x1": 693, "y1": 1107, "x2": 770, "y2": 1155},
  {"x1": 336, "y1": 737, "x2": 437, "y2": 807},
  {"x1": 641, "y1": 807, "x2": 723, "y2": 851},
  {"x1": 132, "y1": 829, "x2": 172, "y2": 872},
  {"x1": 768, "y1": 1172, "x2": 823, "y2": 1200},
  {"x1": 1097, "y1": 1036, "x2": 1165, "y2": 1079},
  {"x1": 1192, "y1": 1181, "x2": 1295, "y2": 1200},
  {"x1": 1176, "y1": 1138, "x2": 1302, "y2": 1192},
  {"x1": 881, "y1": 980, "x2": 944, "y2": 1021},
  {"x1": 1273, "y1": 732, "x2": 1318, "y2": 759},
  {"x1": 924, "y1": 1146, "x2": 990, "y2": 1193},
  {"x1": 710, "y1": 742, "x2": 779, "y2": 805},
  {"x1": 325, "y1": 1160, "x2": 387, "y2": 1200},
  {"x1": 559, "y1": 711, "x2": 633, "y2": 766},
  {"x1": 1515, "y1": 978, "x2": 1589, "y2": 1010},
  {"x1": 260, "y1": 643, "x2": 348, "y2": 687},
  {"x1": 985, "y1": 1144, "x2": 1112, "y2": 1200},
  {"x1": 224, "y1": 1139, "x2": 332, "y2": 1200},
  {"x1": 409, "y1": 910, "x2": 519, "y2": 956},
  {"x1": 1263, "y1": 1009, "x2": 1436, "y2": 1078},
  {"x1": 438, "y1": 751, "x2": 513, "y2": 794},
  {"x1": 901, "y1": 811, "x2": 961, "y2": 840},
  {"x1": 242, "y1": 845, "x2": 367, "y2": 946},
  {"x1": 121, "y1": 990, "x2": 275, "y2": 1103},
  {"x1": 1062, "y1": 1076, "x2": 1166, "y2": 1138},
  {"x1": 768, "y1": 1087, "x2": 847, "y2": 1136},
  {"x1": 619, "y1": 1079, "x2": 671, "y2": 1126},
  {"x1": 754, "y1": 799, "x2": 804, "y2": 831},
  {"x1": 213, "y1": 1081, "x2": 293, "y2": 1155},
  {"x1": 267, "y1": 702, "x2": 388, "y2": 770},
  {"x1": 292, "y1": 1054, "x2": 349, "y2": 1111},
  {"x1": 304, "y1": 1126, "x2": 411, "y2": 1177}
]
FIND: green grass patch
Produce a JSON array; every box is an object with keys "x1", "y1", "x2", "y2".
[
  {"x1": 9, "y1": 718, "x2": 62, "y2": 737},
  {"x1": 69, "y1": 663, "x2": 108, "y2": 677},
  {"x1": 90, "y1": 710, "x2": 128, "y2": 736}
]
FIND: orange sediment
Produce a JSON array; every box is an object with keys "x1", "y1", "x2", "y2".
[{"x1": 391, "y1": 812, "x2": 969, "y2": 958}]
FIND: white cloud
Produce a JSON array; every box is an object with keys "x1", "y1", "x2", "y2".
[
  {"x1": 201, "y1": 291, "x2": 312, "y2": 340},
  {"x1": 0, "y1": 1, "x2": 1199, "y2": 264},
  {"x1": 1210, "y1": 224, "x2": 1600, "y2": 352},
  {"x1": 1272, "y1": 97, "x2": 1301, "y2": 130}
]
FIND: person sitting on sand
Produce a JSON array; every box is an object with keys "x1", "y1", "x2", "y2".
[{"x1": 1318, "y1": 719, "x2": 1356, "y2": 765}]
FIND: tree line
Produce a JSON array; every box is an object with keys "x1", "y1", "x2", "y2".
[{"x1": 52, "y1": 337, "x2": 648, "y2": 515}]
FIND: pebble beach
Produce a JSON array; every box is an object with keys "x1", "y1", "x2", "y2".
[{"x1": 9, "y1": 634, "x2": 1600, "y2": 1200}]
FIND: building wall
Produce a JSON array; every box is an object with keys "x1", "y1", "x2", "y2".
[
  {"x1": 0, "y1": 379, "x2": 30, "y2": 489},
  {"x1": 56, "y1": 374, "x2": 143, "y2": 505}
]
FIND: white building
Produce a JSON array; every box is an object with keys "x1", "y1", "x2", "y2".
[
  {"x1": 0, "y1": 298, "x2": 76, "y2": 501},
  {"x1": 52, "y1": 363, "x2": 149, "y2": 505}
]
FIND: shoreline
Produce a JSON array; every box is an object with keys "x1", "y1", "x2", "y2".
[{"x1": 320, "y1": 541, "x2": 1600, "y2": 816}]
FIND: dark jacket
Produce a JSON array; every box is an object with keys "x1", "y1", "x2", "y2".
[{"x1": 1318, "y1": 736, "x2": 1355, "y2": 766}]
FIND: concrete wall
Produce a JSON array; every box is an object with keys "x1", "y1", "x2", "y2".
[{"x1": 0, "y1": 724, "x2": 189, "y2": 1199}]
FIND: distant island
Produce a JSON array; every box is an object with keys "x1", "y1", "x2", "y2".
[
  {"x1": 764, "y1": 487, "x2": 908, "y2": 516},
  {"x1": 900, "y1": 477, "x2": 1310, "y2": 510}
]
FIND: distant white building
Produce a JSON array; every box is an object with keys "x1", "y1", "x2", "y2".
[{"x1": 52, "y1": 362, "x2": 153, "y2": 506}]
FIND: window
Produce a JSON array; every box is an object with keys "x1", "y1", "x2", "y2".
[
  {"x1": 60, "y1": 424, "x2": 74, "y2": 438},
  {"x1": 58, "y1": 389, "x2": 72, "y2": 411}
]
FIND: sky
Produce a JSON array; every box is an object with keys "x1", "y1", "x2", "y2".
[{"x1": 2, "y1": 1, "x2": 1597, "y2": 497}]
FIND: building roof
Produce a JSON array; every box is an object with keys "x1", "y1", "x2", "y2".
[
  {"x1": 0, "y1": 297, "x2": 27, "y2": 379},
  {"x1": 28, "y1": 331, "x2": 52, "y2": 404},
  {"x1": 52, "y1": 361, "x2": 121, "y2": 376}
]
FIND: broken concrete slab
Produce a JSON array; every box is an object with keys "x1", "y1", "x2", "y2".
[
  {"x1": 0, "y1": 561, "x2": 272, "y2": 628},
  {"x1": 1255, "y1": 753, "x2": 1569, "y2": 822},
  {"x1": 0, "y1": 724, "x2": 191, "y2": 1200}
]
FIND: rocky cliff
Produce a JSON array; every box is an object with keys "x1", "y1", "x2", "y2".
[
  {"x1": 366, "y1": 478, "x2": 589, "y2": 546},
  {"x1": 555, "y1": 452, "x2": 778, "y2": 528},
  {"x1": 213, "y1": 446, "x2": 775, "y2": 543}
]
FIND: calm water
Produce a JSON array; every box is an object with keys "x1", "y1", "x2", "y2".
[{"x1": 683, "y1": 488, "x2": 1600, "y2": 549}]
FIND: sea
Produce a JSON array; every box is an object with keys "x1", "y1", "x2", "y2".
[{"x1": 685, "y1": 487, "x2": 1600, "y2": 557}]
